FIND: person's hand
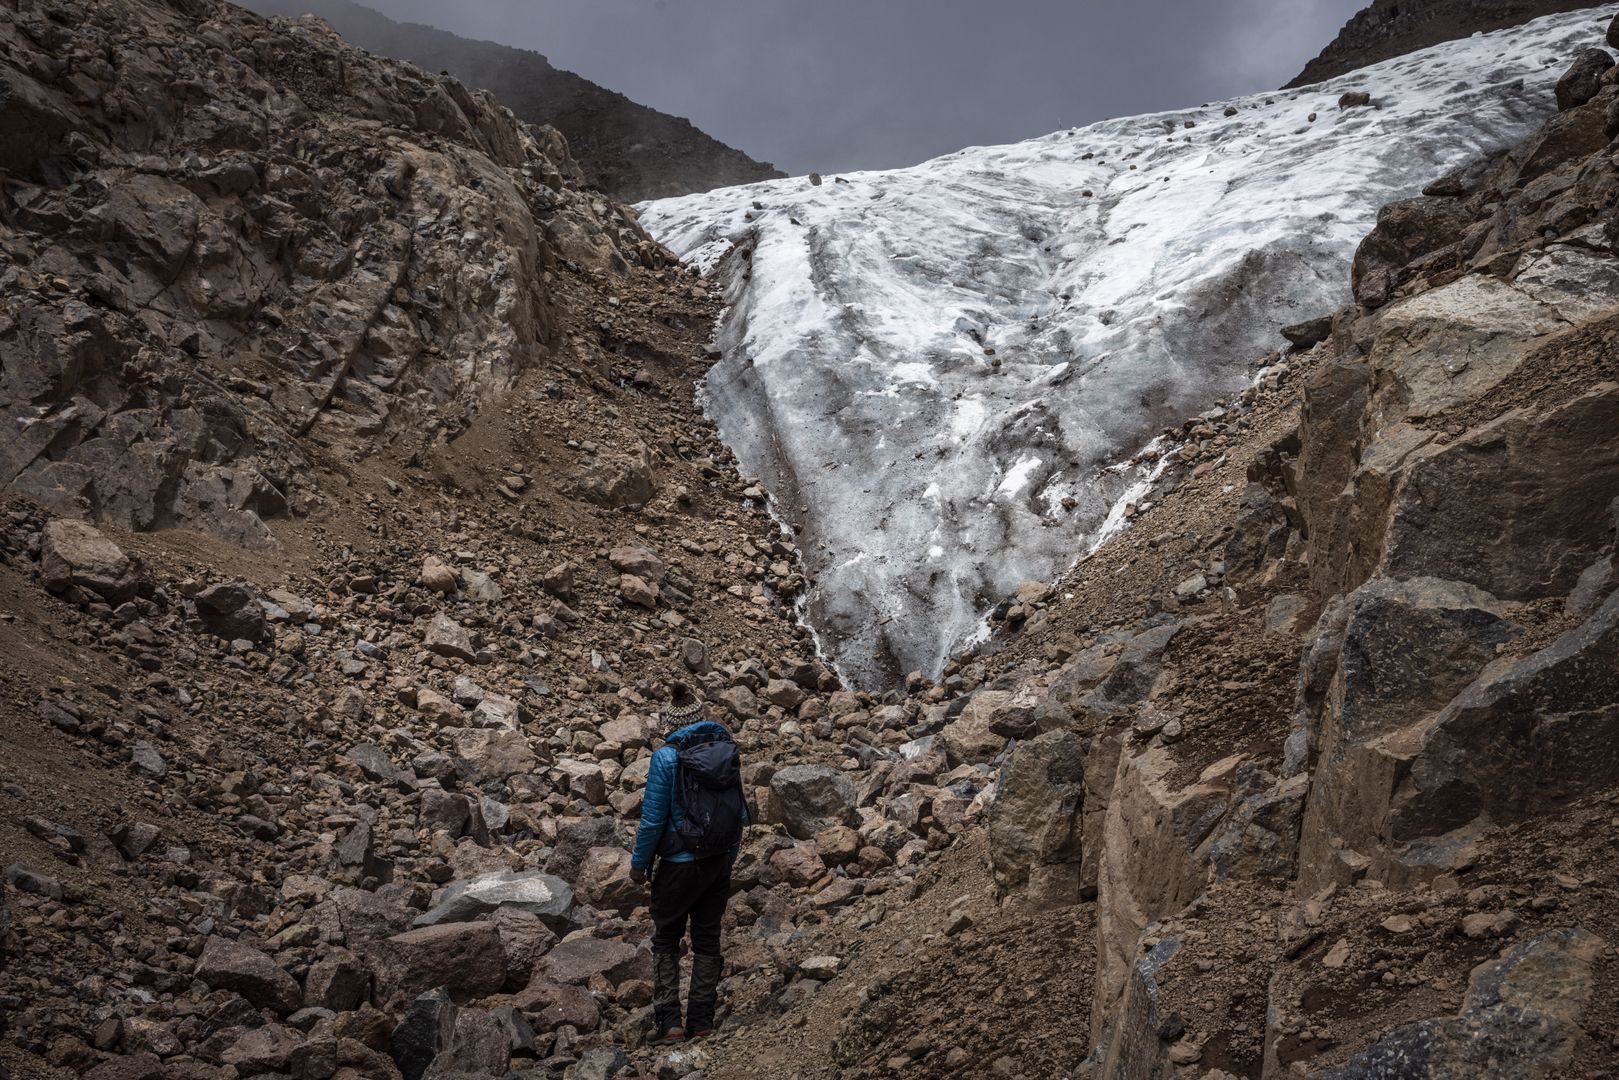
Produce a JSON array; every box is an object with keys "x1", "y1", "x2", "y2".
[{"x1": 629, "y1": 866, "x2": 647, "y2": 885}]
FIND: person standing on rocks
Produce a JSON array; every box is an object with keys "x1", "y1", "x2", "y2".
[{"x1": 629, "y1": 681, "x2": 748, "y2": 1043}]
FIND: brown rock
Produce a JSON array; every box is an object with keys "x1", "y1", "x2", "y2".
[
  {"x1": 423, "y1": 614, "x2": 476, "y2": 661},
  {"x1": 40, "y1": 520, "x2": 142, "y2": 602},
  {"x1": 420, "y1": 556, "x2": 458, "y2": 594},
  {"x1": 305, "y1": 949, "x2": 370, "y2": 1012},
  {"x1": 574, "y1": 846, "x2": 643, "y2": 911},
  {"x1": 607, "y1": 546, "x2": 666, "y2": 584},
  {"x1": 539, "y1": 936, "x2": 642, "y2": 986},
  {"x1": 813, "y1": 825, "x2": 861, "y2": 867},
  {"x1": 769, "y1": 843, "x2": 824, "y2": 887},
  {"x1": 989, "y1": 730, "x2": 1085, "y2": 909},
  {"x1": 194, "y1": 936, "x2": 302, "y2": 1015},
  {"x1": 618, "y1": 573, "x2": 658, "y2": 609},
  {"x1": 365, "y1": 923, "x2": 507, "y2": 1010}
]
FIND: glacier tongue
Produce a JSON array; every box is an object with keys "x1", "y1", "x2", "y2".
[{"x1": 638, "y1": 7, "x2": 1617, "y2": 689}]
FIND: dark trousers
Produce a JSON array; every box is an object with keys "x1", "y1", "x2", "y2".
[{"x1": 650, "y1": 856, "x2": 731, "y2": 957}]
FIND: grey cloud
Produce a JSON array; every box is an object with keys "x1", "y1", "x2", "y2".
[{"x1": 360, "y1": 0, "x2": 1367, "y2": 175}]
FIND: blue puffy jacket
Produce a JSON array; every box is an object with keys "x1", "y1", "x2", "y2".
[{"x1": 631, "y1": 719, "x2": 748, "y2": 872}]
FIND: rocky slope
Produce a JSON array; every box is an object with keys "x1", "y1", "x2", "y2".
[
  {"x1": 1, "y1": 0, "x2": 672, "y2": 550},
  {"x1": 639, "y1": 6, "x2": 1616, "y2": 690},
  {"x1": 2, "y1": 0, "x2": 1618, "y2": 1079},
  {"x1": 780, "y1": 20, "x2": 1619, "y2": 1076},
  {"x1": 242, "y1": 0, "x2": 785, "y2": 202},
  {"x1": 1287, "y1": 0, "x2": 1603, "y2": 87}
]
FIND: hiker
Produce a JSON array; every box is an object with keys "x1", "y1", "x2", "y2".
[{"x1": 629, "y1": 681, "x2": 749, "y2": 1044}]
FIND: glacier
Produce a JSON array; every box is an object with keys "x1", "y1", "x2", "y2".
[{"x1": 638, "y1": 6, "x2": 1619, "y2": 688}]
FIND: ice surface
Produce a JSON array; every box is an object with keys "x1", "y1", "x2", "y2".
[{"x1": 638, "y1": 7, "x2": 1618, "y2": 688}]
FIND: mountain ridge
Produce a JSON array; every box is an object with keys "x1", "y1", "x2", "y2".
[
  {"x1": 243, "y1": 0, "x2": 785, "y2": 202},
  {"x1": 1288, "y1": 0, "x2": 1604, "y2": 86}
]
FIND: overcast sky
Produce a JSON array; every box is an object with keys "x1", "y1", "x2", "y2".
[{"x1": 358, "y1": 0, "x2": 1368, "y2": 176}]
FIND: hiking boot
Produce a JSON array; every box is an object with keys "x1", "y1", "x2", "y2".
[
  {"x1": 653, "y1": 950, "x2": 684, "y2": 1042},
  {"x1": 685, "y1": 953, "x2": 725, "y2": 1036}
]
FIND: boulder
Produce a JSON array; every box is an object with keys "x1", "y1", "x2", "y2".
[
  {"x1": 390, "y1": 988, "x2": 457, "y2": 1080},
  {"x1": 716, "y1": 684, "x2": 758, "y2": 720},
  {"x1": 988, "y1": 730, "x2": 1085, "y2": 909},
  {"x1": 194, "y1": 582, "x2": 268, "y2": 642},
  {"x1": 470, "y1": 694, "x2": 520, "y2": 731},
  {"x1": 424, "y1": 1007, "x2": 510, "y2": 1078},
  {"x1": 459, "y1": 568, "x2": 503, "y2": 603},
  {"x1": 447, "y1": 728, "x2": 537, "y2": 782},
  {"x1": 574, "y1": 846, "x2": 642, "y2": 911},
  {"x1": 679, "y1": 637, "x2": 709, "y2": 672},
  {"x1": 539, "y1": 562, "x2": 576, "y2": 602},
  {"x1": 762, "y1": 678, "x2": 806, "y2": 710},
  {"x1": 940, "y1": 690, "x2": 1011, "y2": 766},
  {"x1": 330, "y1": 885, "x2": 416, "y2": 943},
  {"x1": 418, "y1": 790, "x2": 488, "y2": 844},
  {"x1": 607, "y1": 546, "x2": 666, "y2": 584},
  {"x1": 1554, "y1": 48, "x2": 1613, "y2": 111},
  {"x1": 1207, "y1": 772, "x2": 1309, "y2": 882},
  {"x1": 423, "y1": 614, "x2": 475, "y2": 661},
  {"x1": 539, "y1": 937, "x2": 642, "y2": 986},
  {"x1": 304, "y1": 949, "x2": 370, "y2": 1012},
  {"x1": 600, "y1": 714, "x2": 650, "y2": 749},
  {"x1": 618, "y1": 573, "x2": 658, "y2": 608},
  {"x1": 1393, "y1": 589, "x2": 1619, "y2": 841},
  {"x1": 543, "y1": 818, "x2": 623, "y2": 882},
  {"x1": 1378, "y1": 384, "x2": 1619, "y2": 601},
  {"x1": 365, "y1": 923, "x2": 506, "y2": 1010},
  {"x1": 1350, "y1": 195, "x2": 1472, "y2": 308},
  {"x1": 767, "y1": 765, "x2": 858, "y2": 840},
  {"x1": 420, "y1": 556, "x2": 458, "y2": 594},
  {"x1": 554, "y1": 758, "x2": 607, "y2": 804},
  {"x1": 413, "y1": 870, "x2": 574, "y2": 931},
  {"x1": 414, "y1": 688, "x2": 459, "y2": 726},
  {"x1": 221, "y1": 1023, "x2": 304, "y2": 1074},
  {"x1": 1361, "y1": 276, "x2": 1565, "y2": 430},
  {"x1": 574, "y1": 445, "x2": 656, "y2": 509},
  {"x1": 40, "y1": 520, "x2": 141, "y2": 602},
  {"x1": 511, "y1": 979, "x2": 601, "y2": 1033},
  {"x1": 82, "y1": 1055, "x2": 167, "y2": 1080},
  {"x1": 769, "y1": 843, "x2": 824, "y2": 887},
  {"x1": 345, "y1": 743, "x2": 398, "y2": 784},
  {"x1": 194, "y1": 936, "x2": 302, "y2": 1015},
  {"x1": 813, "y1": 825, "x2": 861, "y2": 867},
  {"x1": 487, "y1": 907, "x2": 557, "y2": 985}
]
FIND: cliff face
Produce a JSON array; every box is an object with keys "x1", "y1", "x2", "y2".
[
  {"x1": 1288, "y1": 0, "x2": 1603, "y2": 86},
  {"x1": 244, "y1": 0, "x2": 786, "y2": 201}
]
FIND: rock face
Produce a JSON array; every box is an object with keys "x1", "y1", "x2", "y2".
[
  {"x1": 0, "y1": 0, "x2": 665, "y2": 547},
  {"x1": 1315, "y1": 929, "x2": 1604, "y2": 1079},
  {"x1": 1293, "y1": 577, "x2": 1521, "y2": 889},
  {"x1": 988, "y1": 730, "x2": 1084, "y2": 908},
  {"x1": 1287, "y1": 0, "x2": 1605, "y2": 88},
  {"x1": 928, "y1": 31, "x2": 1619, "y2": 1075},
  {"x1": 243, "y1": 0, "x2": 785, "y2": 202}
]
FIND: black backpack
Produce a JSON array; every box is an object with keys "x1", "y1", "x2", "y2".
[{"x1": 659, "y1": 732, "x2": 746, "y2": 858}]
